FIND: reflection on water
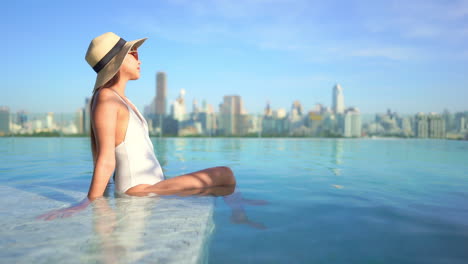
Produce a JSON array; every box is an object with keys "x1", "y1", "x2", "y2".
[
  {"x1": 153, "y1": 137, "x2": 168, "y2": 167},
  {"x1": 330, "y1": 139, "x2": 343, "y2": 175},
  {"x1": 89, "y1": 188, "x2": 267, "y2": 263},
  {"x1": 92, "y1": 196, "x2": 161, "y2": 263},
  {"x1": 223, "y1": 191, "x2": 268, "y2": 230}
]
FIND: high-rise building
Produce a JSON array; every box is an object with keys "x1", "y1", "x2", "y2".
[
  {"x1": 0, "y1": 106, "x2": 10, "y2": 135},
  {"x1": 33, "y1": 119, "x2": 43, "y2": 132},
  {"x1": 219, "y1": 95, "x2": 243, "y2": 135},
  {"x1": 311, "y1": 103, "x2": 326, "y2": 115},
  {"x1": 442, "y1": 109, "x2": 455, "y2": 132},
  {"x1": 289, "y1": 100, "x2": 305, "y2": 134},
  {"x1": 274, "y1": 108, "x2": 287, "y2": 119},
  {"x1": 192, "y1": 99, "x2": 200, "y2": 114},
  {"x1": 264, "y1": 101, "x2": 272, "y2": 117},
  {"x1": 155, "y1": 72, "x2": 167, "y2": 116},
  {"x1": 291, "y1": 100, "x2": 303, "y2": 116},
  {"x1": 170, "y1": 89, "x2": 186, "y2": 122},
  {"x1": 428, "y1": 114, "x2": 446, "y2": 138},
  {"x1": 75, "y1": 108, "x2": 85, "y2": 134},
  {"x1": 17, "y1": 110, "x2": 28, "y2": 128},
  {"x1": 414, "y1": 113, "x2": 446, "y2": 138},
  {"x1": 460, "y1": 117, "x2": 466, "y2": 133},
  {"x1": 455, "y1": 112, "x2": 467, "y2": 133},
  {"x1": 415, "y1": 113, "x2": 428, "y2": 138},
  {"x1": 332, "y1": 84, "x2": 345, "y2": 114},
  {"x1": 46, "y1": 112, "x2": 54, "y2": 130},
  {"x1": 400, "y1": 117, "x2": 413, "y2": 136},
  {"x1": 344, "y1": 107, "x2": 361, "y2": 137}
]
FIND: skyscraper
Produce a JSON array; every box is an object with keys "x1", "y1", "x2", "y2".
[
  {"x1": 192, "y1": 99, "x2": 200, "y2": 114},
  {"x1": 428, "y1": 114, "x2": 446, "y2": 138},
  {"x1": 155, "y1": 72, "x2": 167, "y2": 116},
  {"x1": 75, "y1": 108, "x2": 85, "y2": 134},
  {"x1": 413, "y1": 113, "x2": 446, "y2": 138},
  {"x1": 170, "y1": 89, "x2": 186, "y2": 122},
  {"x1": 17, "y1": 110, "x2": 28, "y2": 128},
  {"x1": 264, "y1": 101, "x2": 272, "y2": 117},
  {"x1": 0, "y1": 106, "x2": 10, "y2": 135},
  {"x1": 415, "y1": 113, "x2": 428, "y2": 138},
  {"x1": 332, "y1": 84, "x2": 345, "y2": 114},
  {"x1": 46, "y1": 112, "x2": 54, "y2": 130},
  {"x1": 219, "y1": 95, "x2": 243, "y2": 135},
  {"x1": 291, "y1": 100, "x2": 303, "y2": 117},
  {"x1": 344, "y1": 107, "x2": 361, "y2": 137}
]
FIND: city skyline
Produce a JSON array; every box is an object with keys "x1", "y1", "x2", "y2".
[
  {"x1": 3, "y1": 0, "x2": 468, "y2": 114},
  {"x1": 1, "y1": 80, "x2": 467, "y2": 116},
  {"x1": 2, "y1": 81, "x2": 466, "y2": 139}
]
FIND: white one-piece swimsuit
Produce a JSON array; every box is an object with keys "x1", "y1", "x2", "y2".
[{"x1": 108, "y1": 89, "x2": 165, "y2": 193}]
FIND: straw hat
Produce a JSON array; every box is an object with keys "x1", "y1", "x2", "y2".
[{"x1": 85, "y1": 32, "x2": 147, "y2": 91}]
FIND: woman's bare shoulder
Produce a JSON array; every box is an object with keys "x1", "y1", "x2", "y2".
[
  {"x1": 95, "y1": 88, "x2": 117, "y2": 102},
  {"x1": 92, "y1": 89, "x2": 122, "y2": 111}
]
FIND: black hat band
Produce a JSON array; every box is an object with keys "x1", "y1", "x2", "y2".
[{"x1": 93, "y1": 38, "x2": 126, "y2": 73}]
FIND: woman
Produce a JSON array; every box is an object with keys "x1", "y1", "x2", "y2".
[{"x1": 39, "y1": 32, "x2": 236, "y2": 220}]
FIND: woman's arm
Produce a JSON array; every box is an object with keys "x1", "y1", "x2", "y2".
[
  {"x1": 88, "y1": 89, "x2": 120, "y2": 199},
  {"x1": 37, "y1": 90, "x2": 120, "y2": 220}
]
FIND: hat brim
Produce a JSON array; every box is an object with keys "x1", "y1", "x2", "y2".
[{"x1": 93, "y1": 37, "x2": 147, "y2": 91}]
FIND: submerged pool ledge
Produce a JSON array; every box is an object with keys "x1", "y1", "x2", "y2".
[{"x1": 0, "y1": 185, "x2": 215, "y2": 264}]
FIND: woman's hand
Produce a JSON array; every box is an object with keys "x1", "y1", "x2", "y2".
[{"x1": 36, "y1": 197, "x2": 91, "y2": 221}]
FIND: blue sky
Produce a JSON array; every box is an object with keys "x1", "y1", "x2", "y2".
[{"x1": 2, "y1": 0, "x2": 467, "y2": 114}]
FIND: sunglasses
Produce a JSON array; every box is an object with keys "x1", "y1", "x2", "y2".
[{"x1": 128, "y1": 50, "x2": 139, "y2": 60}]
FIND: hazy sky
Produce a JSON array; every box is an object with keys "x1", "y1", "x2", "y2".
[{"x1": 2, "y1": 0, "x2": 467, "y2": 114}]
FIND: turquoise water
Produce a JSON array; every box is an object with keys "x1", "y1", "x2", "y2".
[{"x1": 1, "y1": 138, "x2": 468, "y2": 263}]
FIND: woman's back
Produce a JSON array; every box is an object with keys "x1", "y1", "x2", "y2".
[{"x1": 102, "y1": 89, "x2": 165, "y2": 193}]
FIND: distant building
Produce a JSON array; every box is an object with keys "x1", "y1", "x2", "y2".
[
  {"x1": 170, "y1": 89, "x2": 187, "y2": 122},
  {"x1": 311, "y1": 103, "x2": 326, "y2": 115},
  {"x1": 376, "y1": 109, "x2": 400, "y2": 135},
  {"x1": 303, "y1": 104, "x2": 328, "y2": 136},
  {"x1": 262, "y1": 106, "x2": 289, "y2": 136},
  {"x1": 192, "y1": 99, "x2": 200, "y2": 114},
  {"x1": 264, "y1": 101, "x2": 272, "y2": 117},
  {"x1": 442, "y1": 109, "x2": 455, "y2": 132},
  {"x1": 46, "y1": 112, "x2": 54, "y2": 130},
  {"x1": 33, "y1": 119, "x2": 43, "y2": 132},
  {"x1": 400, "y1": 117, "x2": 413, "y2": 137},
  {"x1": 415, "y1": 113, "x2": 429, "y2": 138},
  {"x1": 291, "y1": 100, "x2": 303, "y2": 116},
  {"x1": 428, "y1": 114, "x2": 446, "y2": 138},
  {"x1": 219, "y1": 95, "x2": 244, "y2": 135},
  {"x1": 344, "y1": 107, "x2": 361, "y2": 137},
  {"x1": 155, "y1": 72, "x2": 167, "y2": 116},
  {"x1": 196, "y1": 112, "x2": 215, "y2": 135},
  {"x1": 274, "y1": 108, "x2": 287, "y2": 119},
  {"x1": 332, "y1": 84, "x2": 345, "y2": 114},
  {"x1": 17, "y1": 110, "x2": 28, "y2": 128},
  {"x1": 75, "y1": 108, "x2": 85, "y2": 134},
  {"x1": 289, "y1": 100, "x2": 305, "y2": 134},
  {"x1": 414, "y1": 113, "x2": 446, "y2": 138},
  {"x1": 460, "y1": 117, "x2": 466, "y2": 133},
  {"x1": 455, "y1": 112, "x2": 467, "y2": 133},
  {"x1": 0, "y1": 106, "x2": 10, "y2": 135},
  {"x1": 202, "y1": 101, "x2": 216, "y2": 135}
]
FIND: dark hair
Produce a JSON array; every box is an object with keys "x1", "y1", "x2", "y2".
[{"x1": 89, "y1": 71, "x2": 120, "y2": 165}]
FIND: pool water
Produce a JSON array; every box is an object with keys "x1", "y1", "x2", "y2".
[{"x1": 1, "y1": 137, "x2": 467, "y2": 263}]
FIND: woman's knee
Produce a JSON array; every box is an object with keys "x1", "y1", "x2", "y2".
[{"x1": 215, "y1": 166, "x2": 235, "y2": 185}]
